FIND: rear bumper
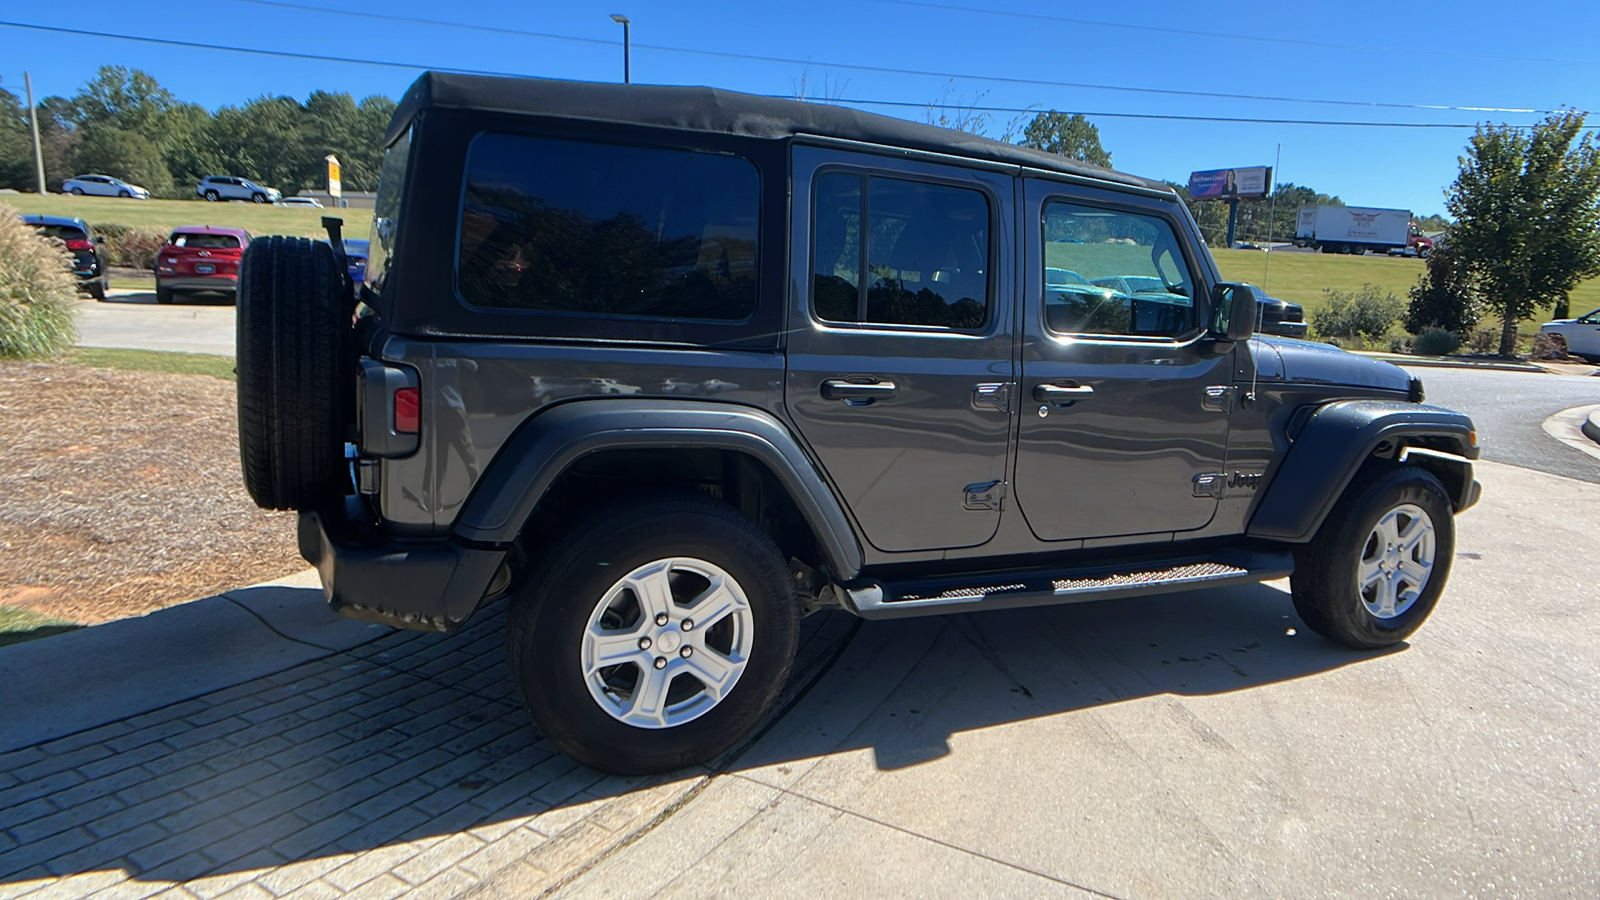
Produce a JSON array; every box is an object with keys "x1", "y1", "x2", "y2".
[
  {"x1": 156, "y1": 276, "x2": 238, "y2": 292},
  {"x1": 298, "y1": 505, "x2": 506, "y2": 633}
]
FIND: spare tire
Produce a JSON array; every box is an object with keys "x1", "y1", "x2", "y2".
[{"x1": 236, "y1": 236, "x2": 352, "y2": 511}]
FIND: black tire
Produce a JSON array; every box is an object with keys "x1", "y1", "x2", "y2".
[
  {"x1": 70, "y1": 187, "x2": 84, "y2": 196},
  {"x1": 88, "y1": 280, "x2": 106, "y2": 301},
  {"x1": 204, "y1": 190, "x2": 220, "y2": 201},
  {"x1": 507, "y1": 495, "x2": 800, "y2": 774},
  {"x1": 1291, "y1": 465, "x2": 1454, "y2": 649},
  {"x1": 155, "y1": 284, "x2": 174, "y2": 304},
  {"x1": 252, "y1": 193, "x2": 266, "y2": 204},
  {"x1": 235, "y1": 236, "x2": 352, "y2": 511}
]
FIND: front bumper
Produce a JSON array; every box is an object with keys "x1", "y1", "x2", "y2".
[{"x1": 298, "y1": 505, "x2": 506, "y2": 633}]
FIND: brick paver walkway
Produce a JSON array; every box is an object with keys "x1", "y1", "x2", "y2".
[{"x1": 0, "y1": 601, "x2": 856, "y2": 899}]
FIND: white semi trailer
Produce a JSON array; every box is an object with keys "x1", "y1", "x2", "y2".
[{"x1": 1293, "y1": 205, "x2": 1422, "y2": 255}]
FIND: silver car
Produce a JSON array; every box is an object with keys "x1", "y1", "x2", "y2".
[
  {"x1": 62, "y1": 174, "x2": 150, "y2": 199},
  {"x1": 1539, "y1": 308, "x2": 1600, "y2": 361},
  {"x1": 197, "y1": 175, "x2": 282, "y2": 203}
]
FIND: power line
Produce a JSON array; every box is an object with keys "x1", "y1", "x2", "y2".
[
  {"x1": 869, "y1": 0, "x2": 1600, "y2": 67},
  {"x1": 0, "y1": 19, "x2": 1578, "y2": 132},
  {"x1": 0, "y1": 20, "x2": 521, "y2": 77},
  {"x1": 209, "y1": 1, "x2": 1556, "y2": 115}
]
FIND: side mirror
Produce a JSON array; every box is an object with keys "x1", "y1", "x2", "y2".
[
  {"x1": 1211, "y1": 283, "x2": 1259, "y2": 342},
  {"x1": 94, "y1": 235, "x2": 105, "y2": 244}
]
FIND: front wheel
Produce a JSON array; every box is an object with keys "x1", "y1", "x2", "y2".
[
  {"x1": 251, "y1": 193, "x2": 266, "y2": 203},
  {"x1": 1291, "y1": 466, "x2": 1454, "y2": 649},
  {"x1": 507, "y1": 495, "x2": 800, "y2": 774}
]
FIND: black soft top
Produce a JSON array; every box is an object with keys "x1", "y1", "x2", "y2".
[{"x1": 389, "y1": 72, "x2": 1169, "y2": 194}]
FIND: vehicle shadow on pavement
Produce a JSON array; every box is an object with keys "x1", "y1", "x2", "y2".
[
  {"x1": 725, "y1": 582, "x2": 1396, "y2": 774},
  {"x1": 0, "y1": 583, "x2": 1374, "y2": 894},
  {"x1": 101, "y1": 292, "x2": 235, "y2": 306},
  {"x1": 0, "y1": 596, "x2": 855, "y2": 895}
]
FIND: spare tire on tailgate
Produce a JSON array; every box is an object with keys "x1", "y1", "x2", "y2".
[{"x1": 236, "y1": 236, "x2": 351, "y2": 511}]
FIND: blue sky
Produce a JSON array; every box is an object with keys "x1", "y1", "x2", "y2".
[{"x1": 4, "y1": 0, "x2": 1598, "y2": 217}]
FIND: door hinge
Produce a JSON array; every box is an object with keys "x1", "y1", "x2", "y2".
[
  {"x1": 972, "y1": 382, "x2": 1013, "y2": 413},
  {"x1": 964, "y1": 480, "x2": 1008, "y2": 511},
  {"x1": 1202, "y1": 385, "x2": 1235, "y2": 413},
  {"x1": 1192, "y1": 472, "x2": 1226, "y2": 499}
]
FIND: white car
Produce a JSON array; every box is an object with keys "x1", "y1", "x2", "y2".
[
  {"x1": 1539, "y1": 308, "x2": 1600, "y2": 360},
  {"x1": 62, "y1": 175, "x2": 150, "y2": 199},
  {"x1": 196, "y1": 175, "x2": 282, "y2": 203},
  {"x1": 276, "y1": 197, "x2": 324, "y2": 208}
]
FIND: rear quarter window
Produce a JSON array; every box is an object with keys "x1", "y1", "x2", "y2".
[{"x1": 456, "y1": 133, "x2": 760, "y2": 322}]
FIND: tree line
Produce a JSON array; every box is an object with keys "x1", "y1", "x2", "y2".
[{"x1": 0, "y1": 67, "x2": 396, "y2": 198}]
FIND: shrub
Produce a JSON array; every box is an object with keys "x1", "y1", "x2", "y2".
[
  {"x1": 1469, "y1": 329, "x2": 1498, "y2": 354},
  {"x1": 1412, "y1": 326, "x2": 1461, "y2": 356},
  {"x1": 0, "y1": 204, "x2": 79, "y2": 359},
  {"x1": 1529, "y1": 332, "x2": 1570, "y2": 360},
  {"x1": 1405, "y1": 242, "x2": 1480, "y2": 335},
  {"x1": 90, "y1": 222, "x2": 131, "y2": 240},
  {"x1": 100, "y1": 226, "x2": 169, "y2": 270},
  {"x1": 1311, "y1": 285, "x2": 1405, "y2": 346},
  {"x1": 1387, "y1": 334, "x2": 1414, "y2": 355}
]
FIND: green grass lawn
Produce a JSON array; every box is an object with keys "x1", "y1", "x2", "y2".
[
  {"x1": 0, "y1": 606, "x2": 80, "y2": 648},
  {"x1": 1, "y1": 192, "x2": 370, "y2": 239},
  {"x1": 1212, "y1": 247, "x2": 1600, "y2": 320},
  {"x1": 67, "y1": 347, "x2": 236, "y2": 380}
]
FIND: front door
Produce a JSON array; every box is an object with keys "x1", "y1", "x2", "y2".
[
  {"x1": 1014, "y1": 181, "x2": 1233, "y2": 542},
  {"x1": 785, "y1": 147, "x2": 1015, "y2": 553}
]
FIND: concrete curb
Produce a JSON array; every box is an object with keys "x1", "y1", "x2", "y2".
[
  {"x1": 1351, "y1": 351, "x2": 1545, "y2": 373},
  {"x1": 0, "y1": 569, "x2": 386, "y2": 753},
  {"x1": 1585, "y1": 410, "x2": 1600, "y2": 447}
]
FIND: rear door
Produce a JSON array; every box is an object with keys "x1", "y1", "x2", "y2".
[
  {"x1": 1014, "y1": 181, "x2": 1233, "y2": 542},
  {"x1": 785, "y1": 146, "x2": 1016, "y2": 553}
]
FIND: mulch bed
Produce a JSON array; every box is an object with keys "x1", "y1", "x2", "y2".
[{"x1": 0, "y1": 361, "x2": 304, "y2": 625}]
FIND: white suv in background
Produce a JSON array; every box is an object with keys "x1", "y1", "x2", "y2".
[{"x1": 197, "y1": 175, "x2": 282, "y2": 204}]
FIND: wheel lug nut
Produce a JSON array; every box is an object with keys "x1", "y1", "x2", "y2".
[
  {"x1": 638, "y1": 637, "x2": 652, "y2": 650},
  {"x1": 654, "y1": 613, "x2": 669, "y2": 626},
  {"x1": 682, "y1": 618, "x2": 694, "y2": 631},
  {"x1": 680, "y1": 647, "x2": 693, "y2": 658},
  {"x1": 653, "y1": 657, "x2": 667, "y2": 670}
]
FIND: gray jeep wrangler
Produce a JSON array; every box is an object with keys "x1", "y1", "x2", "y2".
[{"x1": 236, "y1": 73, "x2": 1481, "y2": 775}]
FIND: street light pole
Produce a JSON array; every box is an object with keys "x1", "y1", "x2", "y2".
[
  {"x1": 610, "y1": 14, "x2": 631, "y2": 84},
  {"x1": 24, "y1": 72, "x2": 46, "y2": 195}
]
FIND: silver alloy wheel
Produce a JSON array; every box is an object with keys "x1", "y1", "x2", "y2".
[
  {"x1": 1357, "y1": 502, "x2": 1436, "y2": 619},
  {"x1": 580, "y1": 557, "x2": 754, "y2": 729}
]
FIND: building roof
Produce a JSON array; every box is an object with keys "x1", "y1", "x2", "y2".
[{"x1": 389, "y1": 72, "x2": 1167, "y2": 194}]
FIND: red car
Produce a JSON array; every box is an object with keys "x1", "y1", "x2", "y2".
[{"x1": 154, "y1": 226, "x2": 251, "y2": 304}]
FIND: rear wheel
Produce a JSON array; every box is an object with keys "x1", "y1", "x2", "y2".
[
  {"x1": 155, "y1": 284, "x2": 174, "y2": 304},
  {"x1": 1291, "y1": 466, "x2": 1454, "y2": 649},
  {"x1": 88, "y1": 280, "x2": 106, "y2": 302},
  {"x1": 235, "y1": 236, "x2": 352, "y2": 510},
  {"x1": 204, "y1": 190, "x2": 220, "y2": 201},
  {"x1": 70, "y1": 187, "x2": 84, "y2": 196},
  {"x1": 507, "y1": 495, "x2": 800, "y2": 774}
]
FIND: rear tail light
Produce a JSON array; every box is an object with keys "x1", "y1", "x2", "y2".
[
  {"x1": 394, "y1": 388, "x2": 419, "y2": 433},
  {"x1": 64, "y1": 239, "x2": 93, "y2": 251}
]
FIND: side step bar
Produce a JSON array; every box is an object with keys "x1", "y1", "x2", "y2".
[{"x1": 842, "y1": 550, "x2": 1294, "y2": 620}]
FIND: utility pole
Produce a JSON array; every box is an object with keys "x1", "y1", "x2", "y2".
[{"x1": 25, "y1": 71, "x2": 47, "y2": 195}]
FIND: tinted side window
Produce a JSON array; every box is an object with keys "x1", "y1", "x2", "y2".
[
  {"x1": 1041, "y1": 201, "x2": 1196, "y2": 337},
  {"x1": 457, "y1": 134, "x2": 759, "y2": 321},
  {"x1": 812, "y1": 174, "x2": 989, "y2": 329}
]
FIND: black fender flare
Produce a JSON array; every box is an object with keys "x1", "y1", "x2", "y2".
[
  {"x1": 451, "y1": 400, "x2": 864, "y2": 580},
  {"x1": 1247, "y1": 400, "x2": 1479, "y2": 543}
]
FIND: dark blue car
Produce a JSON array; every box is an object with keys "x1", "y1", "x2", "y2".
[
  {"x1": 343, "y1": 239, "x2": 369, "y2": 285},
  {"x1": 22, "y1": 214, "x2": 109, "y2": 300}
]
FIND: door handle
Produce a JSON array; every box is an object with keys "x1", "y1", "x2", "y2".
[
  {"x1": 1033, "y1": 383, "x2": 1094, "y2": 402},
  {"x1": 821, "y1": 379, "x2": 898, "y2": 401}
]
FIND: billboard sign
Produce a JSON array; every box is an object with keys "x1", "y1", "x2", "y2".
[{"x1": 1189, "y1": 166, "x2": 1272, "y2": 201}]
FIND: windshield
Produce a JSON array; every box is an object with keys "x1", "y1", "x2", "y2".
[{"x1": 367, "y1": 126, "x2": 411, "y2": 293}]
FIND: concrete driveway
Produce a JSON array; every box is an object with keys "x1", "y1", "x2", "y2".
[
  {"x1": 76, "y1": 292, "x2": 236, "y2": 357},
  {"x1": 545, "y1": 459, "x2": 1600, "y2": 899}
]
